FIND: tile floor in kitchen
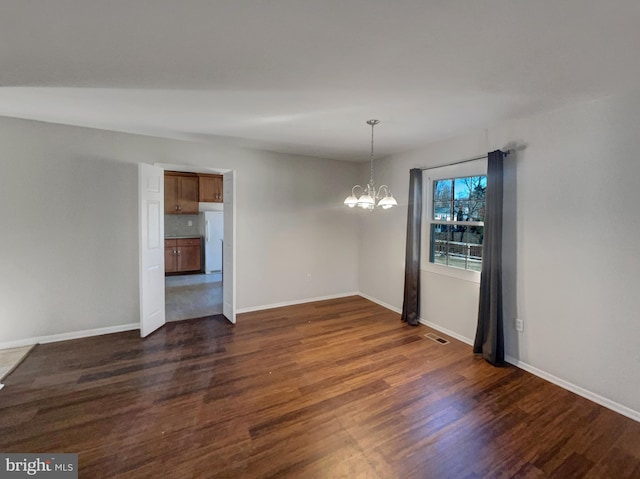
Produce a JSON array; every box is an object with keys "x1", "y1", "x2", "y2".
[{"x1": 165, "y1": 272, "x2": 223, "y2": 322}]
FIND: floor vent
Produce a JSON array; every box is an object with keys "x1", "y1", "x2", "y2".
[{"x1": 424, "y1": 333, "x2": 450, "y2": 345}]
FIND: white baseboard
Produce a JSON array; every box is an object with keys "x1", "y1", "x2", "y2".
[
  {"x1": 504, "y1": 355, "x2": 640, "y2": 423},
  {"x1": 359, "y1": 292, "x2": 640, "y2": 424},
  {"x1": 236, "y1": 292, "x2": 359, "y2": 314},
  {"x1": 0, "y1": 323, "x2": 139, "y2": 350},
  {"x1": 418, "y1": 318, "x2": 474, "y2": 346},
  {"x1": 357, "y1": 292, "x2": 402, "y2": 314}
]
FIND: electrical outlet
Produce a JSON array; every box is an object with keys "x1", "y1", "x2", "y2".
[
  {"x1": 307, "y1": 273, "x2": 312, "y2": 281},
  {"x1": 187, "y1": 220, "x2": 193, "y2": 226},
  {"x1": 515, "y1": 318, "x2": 524, "y2": 332}
]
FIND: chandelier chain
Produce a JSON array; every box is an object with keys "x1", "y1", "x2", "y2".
[
  {"x1": 370, "y1": 120, "x2": 375, "y2": 184},
  {"x1": 367, "y1": 119, "x2": 380, "y2": 185}
]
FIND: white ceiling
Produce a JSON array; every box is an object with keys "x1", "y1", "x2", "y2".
[{"x1": 1, "y1": 0, "x2": 639, "y2": 161}]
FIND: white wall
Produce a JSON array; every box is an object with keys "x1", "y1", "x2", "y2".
[
  {"x1": 359, "y1": 91, "x2": 640, "y2": 415},
  {"x1": 0, "y1": 117, "x2": 360, "y2": 345},
  {"x1": 237, "y1": 152, "x2": 360, "y2": 308}
]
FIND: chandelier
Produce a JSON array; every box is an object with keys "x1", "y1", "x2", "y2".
[{"x1": 344, "y1": 120, "x2": 397, "y2": 210}]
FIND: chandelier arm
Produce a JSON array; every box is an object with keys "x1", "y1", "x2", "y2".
[
  {"x1": 377, "y1": 185, "x2": 389, "y2": 198},
  {"x1": 351, "y1": 185, "x2": 363, "y2": 196}
]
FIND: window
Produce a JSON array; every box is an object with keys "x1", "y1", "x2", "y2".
[
  {"x1": 430, "y1": 175, "x2": 486, "y2": 271},
  {"x1": 423, "y1": 159, "x2": 487, "y2": 279}
]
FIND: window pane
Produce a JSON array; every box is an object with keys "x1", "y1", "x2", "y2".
[
  {"x1": 468, "y1": 176, "x2": 486, "y2": 221},
  {"x1": 454, "y1": 177, "x2": 471, "y2": 200},
  {"x1": 448, "y1": 228, "x2": 466, "y2": 270},
  {"x1": 434, "y1": 179, "x2": 453, "y2": 202},
  {"x1": 433, "y1": 201, "x2": 453, "y2": 221},
  {"x1": 465, "y1": 227, "x2": 484, "y2": 272},
  {"x1": 468, "y1": 225, "x2": 484, "y2": 247},
  {"x1": 431, "y1": 224, "x2": 450, "y2": 266},
  {"x1": 430, "y1": 224, "x2": 484, "y2": 271},
  {"x1": 453, "y1": 201, "x2": 469, "y2": 221},
  {"x1": 434, "y1": 176, "x2": 486, "y2": 221},
  {"x1": 469, "y1": 203, "x2": 485, "y2": 222}
]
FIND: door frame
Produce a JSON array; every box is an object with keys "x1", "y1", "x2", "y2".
[
  {"x1": 139, "y1": 163, "x2": 236, "y2": 332},
  {"x1": 222, "y1": 171, "x2": 236, "y2": 324}
]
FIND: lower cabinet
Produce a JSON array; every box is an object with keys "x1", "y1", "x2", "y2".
[
  {"x1": 165, "y1": 243, "x2": 178, "y2": 273},
  {"x1": 164, "y1": 238, "x2": 201, "y2": 274}
]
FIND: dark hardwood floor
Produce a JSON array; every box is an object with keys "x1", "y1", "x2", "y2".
[{"x1": 1, "y1": 296, "x2": 639, "y2": 478}]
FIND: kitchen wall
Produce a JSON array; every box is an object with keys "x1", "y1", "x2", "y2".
[
  {"x1": 164, "y1": 214, "x2": 203, "y2": 237},
  {"x1": 358, "y1": 90, "x2": 640, "y2": 416},
  {"x1": 0, "y1": 117, "x2": 360, "y2": 346}
]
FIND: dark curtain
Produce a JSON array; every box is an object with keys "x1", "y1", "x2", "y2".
[
  {"x1": 401, "y1": 168, "x2": 422, "y2": 326},
  {"x1": 473, "y1": 150, "x2": 505, "y2": 365}
]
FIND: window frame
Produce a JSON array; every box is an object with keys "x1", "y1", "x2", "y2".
[{"x1": 421, "y1": 158, "x2": 487, "y2": 283}]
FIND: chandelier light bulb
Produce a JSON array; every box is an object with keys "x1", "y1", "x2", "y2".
[{"x1": 344, "y1": 195, "x2": 358, "y2": 208}]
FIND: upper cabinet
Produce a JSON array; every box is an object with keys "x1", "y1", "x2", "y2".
[
  {"x1": 198, "y1": 174, "x2": 224, "y2": 203},
  {"x1": 164, "y1": 171, "x2": 199, "y2": 214}
]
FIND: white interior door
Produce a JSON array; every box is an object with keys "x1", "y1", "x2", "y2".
[
  {"x1": 223, "y1": 171, "x2": 236, "y2": 324},
  {"x1": 139, "y1": 163, "x2": 166, "y2": 337}
]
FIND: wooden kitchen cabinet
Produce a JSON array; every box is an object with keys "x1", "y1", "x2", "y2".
[
  {"x1": 165, "y1": 171, "x2": 199, "y2": 214},
  {"x1": 176, "y1": 238, "x2": 201, "y2": 272},
  {"x1": 165, "y1": 240, "x2": 179, "y2": 273},
  {"x1": 164, "y1": 238, "x2": 201, "y2": 274},
  {"x1": 198, "y1": 174, "x2": 223, "y2": 203}
]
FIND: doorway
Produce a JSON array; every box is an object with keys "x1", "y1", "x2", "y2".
[
  {"x1": 139, "y1": 164, "x2": 236, "y2": 338},
  {"x1": 164, "y1": 209, "x2": 224, "y2": 321}
]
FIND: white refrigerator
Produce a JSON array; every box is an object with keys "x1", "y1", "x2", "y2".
[{"x1": 204, "y1": 211, "x2": 224, "y2": 273}]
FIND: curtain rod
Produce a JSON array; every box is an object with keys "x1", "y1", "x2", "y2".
[{"x1": 420, "y1": 149, "x2": 512, "y2": 171}]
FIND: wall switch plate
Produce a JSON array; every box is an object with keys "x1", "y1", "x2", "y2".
[
  {"x1": 515, "y1": 318, "x2": 524, "y2": 332},
  {"x1": 188, "y1": 220, "x2": 193, "y2": 226}
]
